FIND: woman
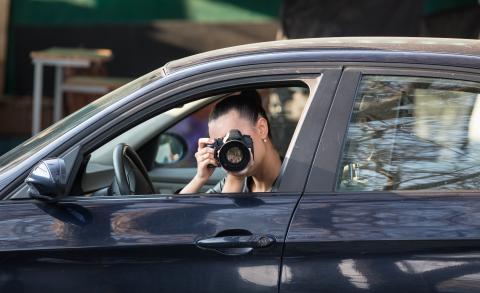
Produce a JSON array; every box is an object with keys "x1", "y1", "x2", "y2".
[{"x1": 180, "y1": 90, "x2": 282, "y2": 193}]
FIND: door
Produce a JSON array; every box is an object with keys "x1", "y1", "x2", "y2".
[
  {"x1": 282, "y1": 67, "x2": 480, "y2": 292},
  {"x1": 0, "y1": 68, "x2": 341, "y2": 292},
  {"x1": 0, "y1": 196, "x2": 293, "y2": 292}
]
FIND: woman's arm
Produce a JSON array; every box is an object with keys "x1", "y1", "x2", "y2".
[
  {"x1": 179, "y1": 138, "x2": 216, "y2": 194},
  {"x1": 179, "y1": 175, "x2": 209, "y2": 194}
]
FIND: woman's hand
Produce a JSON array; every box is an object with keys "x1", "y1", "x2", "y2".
[
  {"x1": 194, "y1": 138, "x2": 217, "y2": 182},
  {"x1": 180, "y1": 138, "x2": 217, "y2": 194}
]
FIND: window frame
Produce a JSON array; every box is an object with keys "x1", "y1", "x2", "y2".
[
  {"x1": 7, "y1": 64, "x2": 343, "y2": 200},
  {"x1": 305, "y1": 65, "x2": 480, "y2": 195},
  {"x1": 75, "y1": 72, "x2": 333, "y2": 197}
]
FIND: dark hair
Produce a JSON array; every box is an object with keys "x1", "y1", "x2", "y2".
[{"x1": 209, "y1": 90, "x2": 272, "y2": 138}]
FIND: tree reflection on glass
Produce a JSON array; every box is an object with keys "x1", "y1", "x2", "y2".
[{"x1": 338, "y1": 76, "x2": 480, "y2": 191}]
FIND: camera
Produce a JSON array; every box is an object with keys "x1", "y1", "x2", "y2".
[{"x1": 207, "y1": 129, "x2": 254, "y2": 172}]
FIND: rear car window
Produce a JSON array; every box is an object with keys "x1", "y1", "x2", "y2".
[{"x1": 337, "y1": 75, "x2": 480, "y2": 191}]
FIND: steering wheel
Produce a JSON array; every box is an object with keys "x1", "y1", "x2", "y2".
[{"x1": 112, "y1": 143, "x2": 155, "y2": 195}]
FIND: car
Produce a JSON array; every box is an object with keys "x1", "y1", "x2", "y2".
[{"x1": 1, "y1": 37, "x2": 480, "y2": 292}]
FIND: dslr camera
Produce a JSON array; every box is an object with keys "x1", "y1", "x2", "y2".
[{"x1": 207, "y1": 129, "x2": 254, "y2": 172}]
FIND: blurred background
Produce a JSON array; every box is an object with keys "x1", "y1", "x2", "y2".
[{"x1": 0, "y1": 0, "x2": 479, "y2": 154}]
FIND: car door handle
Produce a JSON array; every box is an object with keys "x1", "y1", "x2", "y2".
[{"x1": 196, "y1": 234, "x2": 276, "y2": 249}]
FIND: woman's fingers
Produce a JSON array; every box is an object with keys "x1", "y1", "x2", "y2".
[
  {"x1": 198, "y1": 138, "x2": 214, "y2": 151},
  {"x1": 205, "y1": 158, "x2": 217, "y2": 167},
  {"x1": 195, "y1": 148, "x2": 214, "y2": 160},
  {"x1": 195, "y1": 150, "x2": 216, "y2": 171},
  {"x1": 194, "y1": 138, "x2": 217, "y2": 180}
]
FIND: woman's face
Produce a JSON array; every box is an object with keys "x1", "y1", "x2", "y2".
[{"x1": 208, "y1": 110, "x2": 268, "y2": 174}]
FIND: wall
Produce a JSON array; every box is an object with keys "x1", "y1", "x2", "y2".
[{"x1": 6, "y1": 0, "x2": 282, "y2": 95}]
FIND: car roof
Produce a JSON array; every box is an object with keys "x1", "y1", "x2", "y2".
[{"x1": 164, "y1": 37, "x2": 480, "y2": 75}]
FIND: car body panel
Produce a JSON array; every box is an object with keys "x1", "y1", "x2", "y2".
[
  {"x1": 282, "y1": 65, "x2": 480, "y2": 292},
  {"x1": 281, "y1": 193, "x2": 480, "y2": 293},
  {"x1": 164, "y1": 37, "x2": 480, "y2": 74},
  {"x1": 0, "y1": 195, "x2": 294, "y2": 292}
]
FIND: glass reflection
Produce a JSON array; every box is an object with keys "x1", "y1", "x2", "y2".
[{"x1": 338, "y1": 76, "x2": 480, "y2": 191}]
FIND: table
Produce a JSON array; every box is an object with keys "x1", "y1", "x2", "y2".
[{"x1": 30, "y1": 47, "x2": 112, "y2": 135}]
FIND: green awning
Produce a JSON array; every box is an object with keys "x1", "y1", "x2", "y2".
[
  {"x1": 423, "y1": 0, "x2": 478, "y2": 15},
  {"x1": 11, "y1": 0, "x2": 282, "y2": 25}
]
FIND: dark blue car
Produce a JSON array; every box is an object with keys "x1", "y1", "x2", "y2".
[{"x1": 1, "y1": 37, "x2": 480, "y2": 292}]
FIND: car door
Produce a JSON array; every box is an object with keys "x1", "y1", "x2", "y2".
[
  {"x1": 0, "y1": 67, "x2": 341, "y2": 292},
  {"x1": 282, "y1": 67, "x2": 480, "y2": 292}
]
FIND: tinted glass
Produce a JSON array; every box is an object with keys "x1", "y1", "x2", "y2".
[{"x1": 338, "y1": 76, "x2": 480, "y2": 191}]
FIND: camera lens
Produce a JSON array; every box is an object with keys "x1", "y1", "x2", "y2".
[
  {"x1": 218, "y1": 141, "x2": 250, "y2": 172},
  {"x1": 226, "y1": 146, "x2": 243, "y2": 164},
  {"x1": 215, "y1": 129, "x2": 254, "y2": 172}
]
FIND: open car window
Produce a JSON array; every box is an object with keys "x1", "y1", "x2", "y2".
[
  {"x1": 80, "y1": 84, "x2": 310, "y2": 196},
  {"x1": 151, "y1": 86, "x2": 310, "y2": 169}
]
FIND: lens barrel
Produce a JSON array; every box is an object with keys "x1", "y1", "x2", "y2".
[
  {"x1": 218, "y1": 140, "x2": 251, "y2": 172},
  {"x1": 207, "y1": 129, "x2": 253, "y2": 172}
]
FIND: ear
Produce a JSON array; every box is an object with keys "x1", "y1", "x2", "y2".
[{"x1": 256, "y1": 117, "x2": 269, "y2": 139}]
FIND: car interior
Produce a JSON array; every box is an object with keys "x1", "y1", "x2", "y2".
[{"x1": 73, "y1": 85, "x2": 310, "y2": 196}]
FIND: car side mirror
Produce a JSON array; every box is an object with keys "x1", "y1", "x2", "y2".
[
  {"x1": 155, "y1": 133, "x2": 188, "y2": 165},
  {"x1": 25, "y1": 158, "x2": 67, "y2": 201}
]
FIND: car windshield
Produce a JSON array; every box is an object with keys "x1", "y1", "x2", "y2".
[{"x1": 0, "y1": 68, "x2": 164, "y2": 174}]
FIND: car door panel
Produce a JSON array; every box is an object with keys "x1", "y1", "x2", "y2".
[
  {"x1": 281, "y1": 67, "x2": 480, "y2": 292},
  {"x1": 281, "y1": 193, "x2": 480, "y2": 293},
  {"x1": 0, "y1": 195, "x2": 295, "y2": 292}
]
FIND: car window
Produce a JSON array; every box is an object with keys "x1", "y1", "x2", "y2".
[
  {"x1": 337, "y1": 75, "x2": 480, "y2": 191},
  {"x1": 156, "y1": 86, "x2": 309, "y2": 168},
  {"x1": 81, "y1": 84, "x2": 310, "y2": 195}
]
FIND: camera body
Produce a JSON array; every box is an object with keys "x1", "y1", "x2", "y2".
[{"x1": 207, "y1": 129, "x2": 254, "y2": 172}]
